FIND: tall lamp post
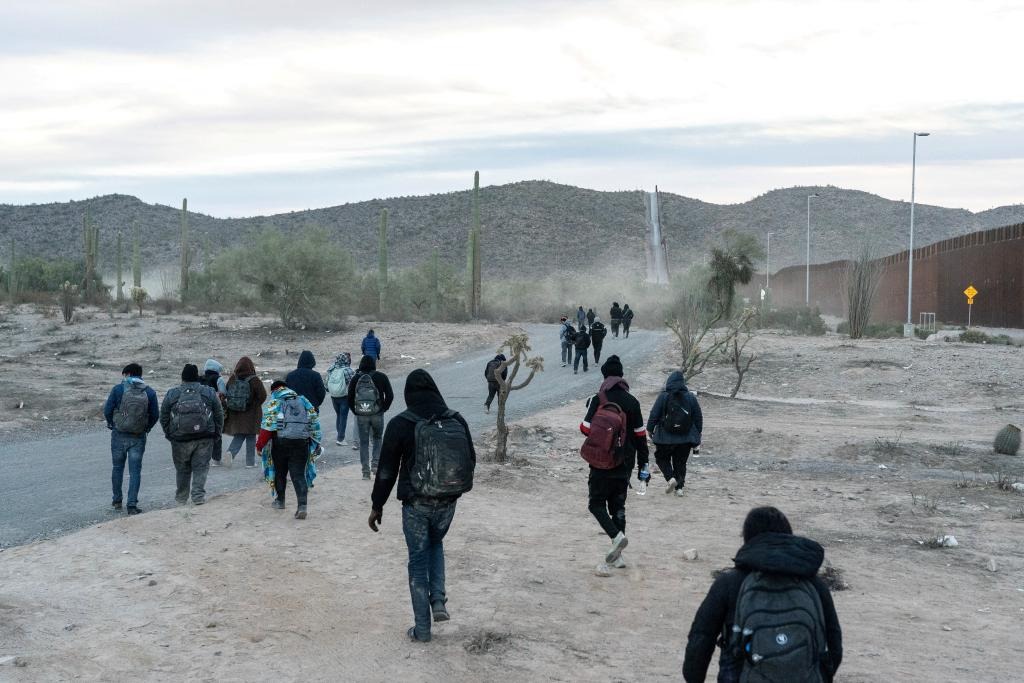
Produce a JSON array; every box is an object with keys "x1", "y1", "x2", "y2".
[
  {"x1": 805, "y1": 193, "x2": 818, "y2": 305},
  {"x1": 906, "y1": 132, "x2": 930, "y2": 334},
  {"x1": 766, "y1": 232, "x2": 773, "y2": 290}
]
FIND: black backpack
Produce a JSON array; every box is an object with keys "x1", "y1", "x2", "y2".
[
  {"x1": 402, "y1": 410, "x2": 474, "y2": 498},
  {"x1": 660, "y1": 391, "x2": 693, "y2": 435},
  {"x1": 353, "y1": 373, "x2": 383, "y2": 416},
  {"x1": 563, "y1": 325, "x2": 576, "y2": 344},
  {"x1": 170, "y1": 385, "x2": 216, "y2": 440},
  {"x1": 485, "y1": 359, "x2": 501, "y2": 383},
  {"x1": 731, "y1": 571, "x2": 828, "y2": 683},
  {"x1": 113, "y1": 382, "x2": 150, "y2": 435}
]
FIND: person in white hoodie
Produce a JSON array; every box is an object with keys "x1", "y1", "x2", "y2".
[{"x1": 202, "y1": 359, "x2": 228, "y2": 465}]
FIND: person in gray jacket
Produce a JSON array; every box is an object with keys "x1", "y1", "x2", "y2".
[
  {"x1": 160, "y1": 364, "x2": 225, "y2": 505},
  {"x1": 646, "y1": 370, "x2": 702, "y2": 496}
]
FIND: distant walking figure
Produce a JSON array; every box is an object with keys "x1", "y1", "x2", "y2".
[
  {"x1": 559, "y1": 317, "x2": 577, "y2": 368},
  {"x1": 348, "y1": 355, "x2": 395, "y2": 479},
  {"x1": 609, "y1": 302, "x2": 623, "y2": 338},
  {"x1": 326, "y1": 352, "x2": 356, "y2": 446},
  {"x1": 576, "y1": 306, "x2": 587, "y2": 329},
  {"x1": 622, "y1": 304, "x2": 634, "y2": 338},
  {"x1": 573, "y1": 325, "x2": 591, "y2": 374},
  {"x1": 223, "y1": 356, "x2": 268, "y2": 468},
  {"x1": 590, "y1": 317, "x2": 607, "y2": 363},
  {"x1": 484, "y1": 354, "x2": 507, "y2": 413},
  {"x1": 160, "y1": 364, "x2": 224, "y2": 506},
  {"x1": 586, "y1": 308, "x2": 596, "y2": 327},
  {"x1": 362, "y1": 329, "x2": 382, "y2": 361},
  {"x1": 647, "y1": 371, "x2": 702, "y2": 496}
]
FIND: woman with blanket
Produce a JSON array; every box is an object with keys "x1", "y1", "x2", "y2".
[{"x1": 256, "y1": 380, "x2": 323, "y2": 519}]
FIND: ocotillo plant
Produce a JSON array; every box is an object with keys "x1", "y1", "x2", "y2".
[
  {"x1": 179, "y1": 198, "x2": 190, "y2": 301},
  {"x1": 491, "y1": 332, "x2": 544, "y2": 463},
  {"x1": 115, "y1": 231, "x2": 124, "y2": 303},
  {"x1": 378, "y1": 208, "x2": 389, "y2": 315},
  {"x1": 430, "y1": 247, "x2": 440, "y2": 320},
  {"x1": 132, "y1": 223, "x2": 142, "y2": 287}
]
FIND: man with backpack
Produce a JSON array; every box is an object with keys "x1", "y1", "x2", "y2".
[
  {"x1": 348, "y1": 355, "x2": 395, "y2": 479},
  {"x1": 683, "y1": 506, "x2": 843, "y2": 683},
  {"x1": 622, "y1": 304, "x2": 634, "y2": 338},
  {"x1": 559, "y1": 316, "x2": 576, "y2": 368},
  {"x1": 573, "y1": 324, "x2": 591, "y2": 374},
  {"x1": 326, "y1": 352, "x2": 356, "y2": 446},
  {"x1": 160, "y1": 364, "x2": 224, "y2": 506},
  {"x1": 579, "y1": 355, "x2": 649, "y2": 576},
  {"x1": 103, "y1": 363, "x2": 159, "y2": 514},
  {"x1": 609, "y1": 302, "x2": 623, "y2": 337},
  {"x1": 361, "y1": 329, "x2": 382, "y2": 361},
  {"x1": 256, "y1": 379, "x2": 323, "y2": 519},
  {"x1": 368, "y1": 369, "x2": 476, "y2": 643},
  {"x1": 589, "y1": 317, "x2": 607, "y2": 363},
  {"x1": 286, "y1": 350, "x2": 327, "y2": 410},
  {"x1": 647, "y1": 370, "x2": 702, "y2": 496},
  {"x1": 202, "y1": 359, "x2": 227, "y2": 466},
  {"x1": 483, "y1": 353, "x2": 507, "y2": 413}
]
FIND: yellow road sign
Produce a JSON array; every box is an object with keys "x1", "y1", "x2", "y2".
[
  {"x1": 964, "y1": 285, "x2": 978, "y2": 299},
  {"x1": 967, "y1": 297, "x2": 975, "y2": 305}
]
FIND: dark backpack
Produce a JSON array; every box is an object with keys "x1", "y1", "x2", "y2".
[
  {"x1": 113, "y1": 382, "x2": 150, "y2": 435},
  {"x1": 731, "y1": 571, "x2": 828, "y2": 683},
  {"x1": 580, "y1": 387, "x2": 627, "y2": 469},
  {"x1": 225, "y1": 375, "x2": 253, "y2": 413},
  {"x1": 402, "y1": 410, "x2": 474, "y2": 497},
  {"x1": 170, "y1": 386, "x2": 215, "y2": 440},
  {"x1": 353, "y1": 373, "x2": 383, "y2": 416},
  {"x1": 485, "y1": 360, "x2": 501, "y2": 384},
  {"x1": 574, "y1": 332, "x2": 590, "y2": 350},
  {"x1": 276, "y1": 395, "x2": 310, "y2": 442},
  {"x1": 661, "y1": 391, "x2": 693, "y2": 435}
]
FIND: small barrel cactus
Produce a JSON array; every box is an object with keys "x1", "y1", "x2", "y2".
[{"x1": 994, "y1": 424, "x2": 1021, "y2": 455}]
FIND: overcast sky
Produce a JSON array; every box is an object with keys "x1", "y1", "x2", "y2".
[{"x1": 1, "y1": 0, "x2": 1022, "y2": 216}]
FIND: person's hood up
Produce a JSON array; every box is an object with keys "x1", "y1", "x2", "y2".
[
  {"x1": 358, "y1": 355, "x2": 377, "y2": 372},
  {"x1": 123, "y1": 376, "x2": 148, "y2": 389},
  {"x1": 404, "y1": 369, "x2": 447, "y2": 416},
  {"x1": 733, "y1": 532, "x2": 824, "y2": 578},
  {"x1": 665, "y1": 370, "x2": 687, "y2": 392},
  {"x1": 365, "y1": 331, "x2": 376, "y2": 338},
  {"x1": 234, "y1": 356, "x2": 256, "y2": 377},
  {"x1": 297, "y1": 350, "x2": 316, "y2": 369},
  {"x1": 493, "y1": 354, "x2": 506, "y2": 362},
  {"x1": 204, "y1": 359, "x2": 223, "y2": 374}
]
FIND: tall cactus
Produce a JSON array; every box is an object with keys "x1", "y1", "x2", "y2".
[
  {"x1": 378, "y1": 208, "x2": 389, "y2": 315},
  {"x1": 430, "y1": 246, "x2": 440, "y2": 320},
  {"x1": 7, "y1": 237, "x2": 17, "y2": 302},
  {"x1": 179, "y1": 198, "x2": 189, "y2": 300},
  {"x1": 115, "y1": 231, "x2": 124, "y2": 303},
  {"x1": 132, "y1": 222, "x2": 142, "y2": 287},
  {"x1": 473, "y1": 170, "x2": 482, "y2": 316},
  {"x1": 82, "y1": 212, "x2": 100, "y2": 302}
]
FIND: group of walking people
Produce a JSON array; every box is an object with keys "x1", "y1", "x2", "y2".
[{"x1": 559, "y1": 302, "x2": 635, "y2": 374}]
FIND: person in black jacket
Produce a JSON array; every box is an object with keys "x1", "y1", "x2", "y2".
[
  {"x1": 589, "y1": 317, "x2": 607, "y2": 363},
  {"x1": 483, "y1": 353, "x2": 507, "y2": 413},
  {"x1": 683, "y1": 506, "x2": 843, "y2": 683},
  {"x1": 609, "y1": 302, "x2": 623, "y2": 337},
  {"x1": 586, "y1": 308, "x2": 596, "y2": 327},
  {"x1": 368, "y1": 369, "x2": 476, "y2": 643},
  {"x1": 348, "y1": 355, "x2": 395, "y2": 479},
  {"x1": 579, "y1": 355, "x2": 649, "y2": 576},
  {"x1": 647, "y1": 370, "x2": 702, "y2": 496},
  {"x1": 286, "y1": 350, "x2": 327, "y2": 410},
  {"x1": 622, "y1": 304, "x2": 634, "y2": 338},
  {"x1": 573, "y1": 325, "x2": 591, "y2": 374}
]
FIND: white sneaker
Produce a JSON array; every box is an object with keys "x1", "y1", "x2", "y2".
[
  {"x1": 352, "y1": 443, "x2": 359, "y2": 450},
  {"x1": 336, "y1": 440, "x2": 344, "y2": 446},
  {"x1": 613, "y1": 556, "x2": 627, "y2": 569},
  {"x1": 594, "y1": 563, "x2": 612, "y2": 577},
  {"x1": 675, "y1": 487, "x2": 686, "y2": 497},
  {"x1": 561, "y1": 363, "x2": 567, "y2": 368},
  {"x1": 605, "y1": 532, "x2": 628, "y2": 564},
  {"x1": 665, "y1": 477, "x2": 678, "y2": 494}
]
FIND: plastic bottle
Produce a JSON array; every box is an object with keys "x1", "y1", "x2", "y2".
[{"x1": 637, "y1": 465, "x2": 651, "y2": 495}]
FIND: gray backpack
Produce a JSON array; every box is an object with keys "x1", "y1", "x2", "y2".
[
  {"x1": 731, "y1": 571, "x2": 827, "y2": 683},
  {"x1": 114, "y1": 382, "x2": 150, "y2": 435},
  {"x1": 402, "y1": 410, "x2": 474, "y2": 498},
  {"x1": 353, "y1": 373, "x2": 382, "y2": 416},
  {"x1": 170, "y1": 386, "x2": 215, "y2": 440},
  {"x1": 225, "y1": 376, "x2": 253, "y2": 413},
  {"x1": 277, "y1": 395, "x2": 310, "y2": 442}
]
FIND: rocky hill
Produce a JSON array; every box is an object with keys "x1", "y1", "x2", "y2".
[{"x1": 2, "y1": 181, "x2": 1021, "y2": 279}]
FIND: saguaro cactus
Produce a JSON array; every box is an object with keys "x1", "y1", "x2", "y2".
[
  {"x1": 7, "y1": 237, "x2": 18, "y2": 301},
  {"x1": 430, "y1": 247, "x2": 440, "y2": 320},
  {"x1": 180, "y1": 198, "x2": 190, "y2": 300},
  {"x1": 115, "y1": 231, "x2": 124, "y2": 303},
  {"x1": 465, "y1": 171, "x2": 483, "y2": 317},
  {"x1": 82, "y1": 212, "x2": 100, "y2": 302},
  {"x1": 378, "y1": 208, "x2": 389, "y2": 315},
  {"x1": 132, "y1": 223, "x2": 142, "y2": 287}
]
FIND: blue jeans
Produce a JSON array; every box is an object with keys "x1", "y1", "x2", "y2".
[
  {"x1": 111, "y1": 431, "x2": 146, "y2": 508},
  {"x1": 227, "y1": 433, "x2": 257, "y2": 466},
  {"x1": 331, "y1": 396, "x2": 351, "y2": 442},
  {"x1": 402, "y1": 499, "x2": 457, "y2": 640},
  {"x1": 561, "y1": 341, "x2": 573, "y2": 365},
  {"x1": 573, "y1": 348, "x2": 589, "y2": 372}
]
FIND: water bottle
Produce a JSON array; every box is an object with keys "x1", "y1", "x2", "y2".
[{"x1": 637, "y1": 465, "x2": 651, "y2": 495}]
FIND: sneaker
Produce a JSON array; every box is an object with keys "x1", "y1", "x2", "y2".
[
  {"x1": 407, "y1": 626, "x2": 431, "y2": 643},
  {"x1": 295, "y1": 506, "x2": 307, "y2": 520},
  {"x1": 675, "y1": 487, "x2": 686, "y2": 497},
  {"x1": 112, "y1": 501, "x2": 123, "y2": 510},
  {"x1": 175, "y1": 497, "x2": 188, "y2": 506},
  {"x1": 665, "y1": 477, "x2": 678, "y2": 495},
  {"x1": 561, "y1": 363, "x2": 566, "y2": 368},
  {"x1": 613, "y1": 556, "x2": 626, "y2": 569},
  {"x1": 362, "y1": 472, "x2": 371, "y2": 480},
  {"x1": 431, "y1": 601, "x2": 450, "y2": 622},
  {"x1": 352, "y1": 443, "x2": 359, "y2": 450},
  {"x1": 485, "y1": 404, "x2": 490, "y2": 413},
  {"x1": 605, "y1": 532, "x2": 628, "y2": 564},
  {"x1": 336, "y1": 440, "x2": 344, "y2": 446},
  {"x1": 574, "y1": 370, "x2": 578, "y2": 375},
  {"x1": 245, "y1": 464, "x2": 257, "y2": 469},
  {"x1": 193, "y1": 498, "x2": 205, "y2": 506},
  {"x1": 126, "y1": 506, "x2": 141, "y2": 516},
  {"x1": 272, "y1": 499, "x2": 285, "y2": 510},
  {"x1": 211, "y1": 460, "x2": 223, "y2": 467},
  {"x1": 594, "y1": 562, "x2": 612, "y2": 577}
]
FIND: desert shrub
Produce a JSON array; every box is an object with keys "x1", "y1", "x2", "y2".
[
  {"x1": 959, "y1": 330, "x2": 1016, "y2": 345},
  {"x1": 756, "y1": 306, "x2": 826, "y2": 335},
  {"x1": 837, "y1": 320, "x2": 903, "y2": 338}
]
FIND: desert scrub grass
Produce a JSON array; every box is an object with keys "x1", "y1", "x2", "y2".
[
  {"x1": 954, "y1": 471, "x2": 983, "y2": 489},
  {"x1": 959, "y1": 329, "x2": 1019, "y2": 346},
  {"x1": 990, "y1": 472, "x2": 1018, "y2": 492},
  {"x1": 935, "y1": 441, "x2": 965, "y2": 457},
  {"x1": 873, "y1": 431, "x2": 904, "y2": 454},
  {"x1": 910, "y1": 490, "x2": 939, "y2": 513},
  {"x1": 1010, "y1": 506, "x2": 1024, "y2": 521}
]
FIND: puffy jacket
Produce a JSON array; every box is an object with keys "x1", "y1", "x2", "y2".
[
  {"x1": 361, "y1": 333, "x2": 382, "y2": 360},
  {"x1": 683, "y1": 532, "x2": 843, "y2": 682},
  {"x1": 103, "y1": 378, "x2": 159, "y2": 434},
  {"x1": 573, "y1": 330, "x2": 591, "y2": 350},
  {"x1": 347, "y1": 355, "x2": 395, "y2": 415},
  {"x1": 590, "y1": 321, "x2": 607, "y2": 344},
  {"x1": 647, "y1": 371, "x2": 703, "y2": 445},
  {"x1": 286, "y1": 350, "x2": 327, "y2": 409},
  {"x1": 610, "y1": 304, "x2": 623, "y2": 321}
]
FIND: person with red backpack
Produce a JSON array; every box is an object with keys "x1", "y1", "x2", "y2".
[
  {"x1": 647, "y1": 370, "x2": 702, "y2": 496},
  {"x1": 579, "y1": 355, "x2": 649, "y2": 576},
  {"x1": 683, "y1": 506, "x2": 843, "y2": 682}
]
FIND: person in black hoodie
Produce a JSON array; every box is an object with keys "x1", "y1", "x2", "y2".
[
  {"x1": 622, "y1": 304, "x2": 634, "y2": 338},
  {"x1": 573, "y1": 324, "x2": 591, "y2": 374},
  {"x1": 589, "y1": 317, "x2": 607, "y2": 363},
  {"x1": 609, "y1": 302, "x2": 623, "y2": 337},
  {"x1": 286, "y1": 350, "x2": 327, "y2": 410},
  {"x1": 579, "y1": 355, "x2": 649, "y2": 576},
  {"x1": 647, "y1": 370, "x2": 702, "y2": 496},
  {"x1": 347, "y1": 355, "x2": 395, "y2": 479},
  {"x1": 683, "y1": 506, "x2": 843, "y2": 683},
  {"x1": 483, "y1": 353, "x2": 507, "y2": 413},
  {"x1": 368, "y1": 369, "x2": 476, "y2": 643}
]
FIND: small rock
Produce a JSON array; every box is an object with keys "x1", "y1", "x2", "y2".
[
  {"x1": 198, "y1": 529, "x2": 209, "y2": 536},
  {"x1": 63, "y1": 623, "x2": 76, "y2": 631},
  {"x1": 877, "y1": 465, "x2": 888, "y2": 470},
  {"x1": 206, "y1": 622, "x2": 217, "y2": 629},
  {"x1": 940, "y1": 535, "x2": 959, "y2": 548},
  {"x1": 0, "y1": 656, "x2": 16, "y2": 666},
  {"x1": 986, "y1": 558, "x2": 998, "y2": 572},
  {"x1": 682, "y1": 548, "x2": 700, "y2": 561},
  {"x1": 148, "y1": 579, "x2": 158, "y2": 586},
  {"x1": 542, "y1": 436, "x2": 554, "y2": 443},
  {"x1": 942, "y1": 625, "x2": 952, "y2": 632},
  {"x1": 1011, "y1": 483, "x2": 1024, "y2": 493}
]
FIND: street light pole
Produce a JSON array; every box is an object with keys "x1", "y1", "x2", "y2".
[
  {"x1": 766, "y1": 232, "x2": 772, "y2": 290},
  {"x1": 907, "y1": 132, "x2": 930, "y2": 329},
  {"x1": 805, "y1": 193, "x2": 818, "y2": 305}
]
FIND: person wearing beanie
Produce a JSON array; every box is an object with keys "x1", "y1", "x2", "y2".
[
  {"x1": 580, "y1": 355, "x2": 649, "y2": 576},
  {"x1": 201, "y1": 359, "x2": 227, "y2": 465},
  {"x1": 160, "y1": 363, "x2": 224, "y2": 505}
]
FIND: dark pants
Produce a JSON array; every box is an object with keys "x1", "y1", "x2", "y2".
[
  {"x1": 227, "y1": 433, "x2": 257, "y2": 466},
  {"x1": 561, "y1": 341, "x2": 573, "y2": 365},
  {"x1": 592, "y1": 341, "x2": 603, "y2": 363},
  {"x1": 272, "y1": 438, "x2": 309, "y2": 506},
  {"x1": 573, "y1": 348, "x2": 589, "y2": 372},
  {"x1": 211, "y1": 434, "x2": 223, "y2": 462},
  {"x1": 170, "y1": 439, "x2": 213, "y2": 504},
  {"x1": 331, "y1": 396, "x2": 351, "y2": 442},
  {"x1": 588, "y1": 476, "x2": 627, "y2": 539},
  {"x1": 402, "y1": 498, "x2": 457, "y2": 641},
  {"x1": 611, "y1": 320, "x2": 621, "y2": 337},
  {"x1": 357, "y1": 414, "x2": 384, "y2": 475},
  {"x1": 111, "y1": 431, "x2": 146, "y2": 508},
  {"x1": 485, "y1": 382, "x2": 499, "y2": 409},
  {"x1": 623, "y1": 321, "x2": 632, "y2": 338},
  {"x1": 655, "y1": 444, "x2": 692, "y2": 488}
]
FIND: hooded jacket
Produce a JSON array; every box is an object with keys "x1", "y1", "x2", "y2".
[
  {"x1": 202, "y1": 359, "x2": 227, "y2": 393},
  {"x1": 622, "y1": 305, "x2": 634, "y2": 323},
  {"x1": 347, "y1": 355, "x2": 395, "y2": 416},
  {"x1": 647, "y1": 371, "x2": 703, "y2": 445},
  {"x1": 371, "y1": 369, "x2": 475, "y2": 509},
  {"x1": 586, "y1": 309, "x2": 596, "y2": 325},
  {"x1": 609, "y1": 304, "x2": 623, "y2": 321},
  {"x1": 103, "y1": 377, "x2": 160, "y2": 435},
  {"x1": 223, "y1": 357, "x2": 268, "y2": 436},
  {"x1": 286, "y1": 350, "x2": 327, "y2": 409},
  {"x1": 580, "y1": 369, "x2": 649, "y2": 480},
  {"x1": 573, "y1": 329, "x2": 591, "y2": 350},
  {"x1": 590, "y1": 321, "x2": 607, "y2": 345},
  {"x1": 485, "y1": 354, "x2": 508, "y2": 385},
  {"x1": 683, "y1": 533, "x2": 843, "y2": 683},
  {"x1": 326, "y1": 353, "x2": 356, "y2": 398},
  {"x1": 576, "y1": 307, "x2": 587, "y2": 325},
  {"x1": 559, "y1": 321, "x2": 576, "y2": 344},
  {"x1": 361, "y1": 332, "x2": 382, "y2": 360}
]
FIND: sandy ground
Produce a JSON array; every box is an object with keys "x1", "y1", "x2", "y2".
[
  {"x1": 1, "y1": 329, "x2": 1023, "y2": 681},
  {"x1": 0, "y1": 305, "x2": 518, "y2": 437}
]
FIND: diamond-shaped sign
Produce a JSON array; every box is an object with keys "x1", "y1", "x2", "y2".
[{"x1": 964, "y1": 285, "x2": 978, "y2": 299}]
